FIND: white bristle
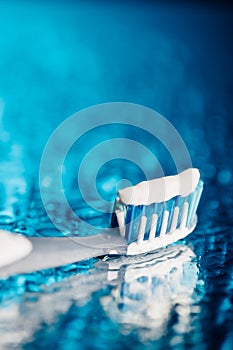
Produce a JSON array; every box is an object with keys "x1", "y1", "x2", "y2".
[
  {"x1": 149, "y1": 213, "x2": 158, "y2": 241},
  {"x1": 115, "y1": 210, "x2": 125, "y2": 237},
  {"x1": 160, "y1": 210, "x2": 169, "y2": 238},
  {"x1": 180, "y1": 202, "x2": 189, "y2": 230},
  {"x1": 170, "y1": 206, "x2": 180, "y2": 232},
  {"x1": 137, "y1": 215, "x2": 147, "y2": 243}
]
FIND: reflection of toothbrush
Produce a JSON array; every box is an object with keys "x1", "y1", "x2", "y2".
[
  {"x1": 100, "y1": 244, "x2": 198, "y2": 341},
  {"x1": 0, "y1": 168, "x2": 203, "y2": 277}
]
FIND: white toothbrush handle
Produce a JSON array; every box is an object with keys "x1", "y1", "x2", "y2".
[{"x1": 0, "y1": 233, "x2": 126, "y2": 278}]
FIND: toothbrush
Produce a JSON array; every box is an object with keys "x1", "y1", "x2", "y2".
[{"x1": 0, "y1": 168, "x2": 203, "y2": 277}]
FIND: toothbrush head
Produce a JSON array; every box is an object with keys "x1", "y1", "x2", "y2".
[{"x1": 112, "y1": 168, "x2": 204, "y2": 255}]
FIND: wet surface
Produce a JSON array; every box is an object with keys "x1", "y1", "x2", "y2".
[{"x1": 0, "y1": 1, "x2": 233, "y2": 349}]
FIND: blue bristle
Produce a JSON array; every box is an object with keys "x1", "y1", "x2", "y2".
[
  {"x1": 154, "y1": 203, "x2": 165, "y2": 236},
  {"x1": 186, "y1": 190, "x2": 198, "y2": 227},
  {"x1": 125, "y1": 205, "x2": 135, "y2": 242},
  {"x1": 125, "y1": 205, "x2": 143, "y2": 242},
  {"x1": 187, "y1": 191, "x2": 194, "y2": 220},
  {"x1": 173, "y1": 195, "x2": 183, "y2": 228},
  {"x1": 165, "y1": 197, "x2": 176, "y2": 232},
  {"x1": 144, "y1": 203, "x2": 155, "y2": 240},
  {"x1": 187, "y1": 181, "x2": 204, "y2": 226}
]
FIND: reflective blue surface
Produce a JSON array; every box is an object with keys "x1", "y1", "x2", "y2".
[{"x1": 0, "y1": 1, "x2": 233, "y2": 349}]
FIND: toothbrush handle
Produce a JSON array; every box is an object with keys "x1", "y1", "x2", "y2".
[{"x1": 0, "y1": 233, "x2": 126, "y2": 277}]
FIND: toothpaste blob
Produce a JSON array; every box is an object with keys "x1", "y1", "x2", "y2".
[{"x1": 118, "y1": 168, "x2": 200, "y2": 205}]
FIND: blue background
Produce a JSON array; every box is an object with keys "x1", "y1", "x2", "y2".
[{"x1": 0, "y1": 1, "x2": 232, "y2": 349}]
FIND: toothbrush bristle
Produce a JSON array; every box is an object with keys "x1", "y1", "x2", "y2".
[{"x1": 114, "y1": 180, "x2": 204, "y2": 245}]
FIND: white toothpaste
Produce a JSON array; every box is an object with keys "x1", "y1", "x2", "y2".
[{"x1": 118, "y1": 168, "x2": 200, "y2": 205}]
